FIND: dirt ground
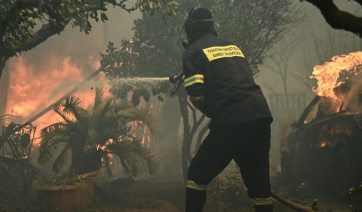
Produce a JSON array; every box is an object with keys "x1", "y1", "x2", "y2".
[{"x1": 0, "y1": 170, "x2": 357, "y2": 212}]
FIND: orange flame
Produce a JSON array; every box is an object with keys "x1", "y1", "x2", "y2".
[
  {"x1": 8, "y1": 55, "x2": 109, "y2": 145},
  {"x1": 311, "y1": 51, "x2": 362, "y2": 102}
]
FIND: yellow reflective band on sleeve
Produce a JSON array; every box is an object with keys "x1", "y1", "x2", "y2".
[
  {"x1": 186, "y1": 180, "x2": 207, "y2": 191},
  {"x1": 250, "y1": 197, "x2": 273, "y2": 206},
  {"x1": 202, "y1": 45, "x2": 245, "y2": 61},
  {"x1": 184, "y1": 74, "x2": 204, "y2": 87}
]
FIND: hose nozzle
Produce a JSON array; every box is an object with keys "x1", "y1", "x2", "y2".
[{"x1": 169, "y1": 73, "x2": 185, "y2": 95}]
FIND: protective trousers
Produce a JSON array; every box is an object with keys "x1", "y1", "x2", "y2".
[{"x1": 186, "y1": 118, "x2": 273, "y2": 212}]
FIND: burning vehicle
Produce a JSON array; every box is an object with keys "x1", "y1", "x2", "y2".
[{"x1": 280, "y1": 52, "x2": 362, "y2": 196}]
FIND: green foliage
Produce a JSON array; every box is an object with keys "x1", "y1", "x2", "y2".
[
  {"x1": 100, "y1": 0, "x2": 305, "y2": 81},
  {"x1": 99, "y1": 0, "x2": 305, "y2": 103},
  {"x1": 38, "y1": 87, "x2": 157, "y2": 177},
  {"x1": 100, "y1": 41, "x2": 171, "y2": 103},
  {"x1": 212, "y1": 0, "x2": 306, "y2": 73},
  {"x1": 349, "y1": 181, "x2": 362, "y2": 212},
  {"x1": 0, "y1": 0, "x2": 178, "y2": 59}
]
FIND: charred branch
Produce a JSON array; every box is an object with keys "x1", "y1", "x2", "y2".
[
  {"x1": 356, "y1": 0, "x2": 362, "y2": 7},
  {"x1": 302, "y1": 0, "x2": 362, "y2": 37}
]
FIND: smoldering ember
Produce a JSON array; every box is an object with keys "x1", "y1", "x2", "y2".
[{"x1": 1, "y1": 0, "x2": 362, "y2": 212}]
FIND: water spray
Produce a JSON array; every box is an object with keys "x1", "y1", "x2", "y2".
[{"x1": 100, "y1": 73, "x2": 185, "y2": 96}]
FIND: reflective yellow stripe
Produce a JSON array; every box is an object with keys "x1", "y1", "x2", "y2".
[
  {"x1": 185, "y1": 80, "x2": 204, "y2": 87},
  {"x1": 184, "y1": 74, "x2": 204, "y2": 83},
  {"x1": 184, "y1": 74, "x2": 204, "y2": 87},
  {"x1": 186, "y1": 180, "x2": 207, "y2": 190},
  {"x1": 202, "y1": 45, "x2": 245, "y2": 61},
  {"x1": 250, "y1": 197, "x2": 273, "y2": 206}
]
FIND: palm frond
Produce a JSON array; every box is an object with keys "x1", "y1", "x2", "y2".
[
  {"x1": 113, "y1": 101, "x2": 134, "y2": 112},
  {"x1": 91, "y1": 97, "x2": 113, "y2": 133},
  {"x1": 131, "y1": 139, "x2": 158, "y2": 175},
  {"x1": 87, "y1": 128, "x2": 101, "y2": 147},
  {"x1": 106, "y1": 142, "x2": 132, "y2": 158},
  {"x1": 38, "y1": 90, "x2": 158, "y2": 177},
  {"x1": 39, "y1": 123, "x2": 67, "y2": 137},
  {"x1": 119, "y1": 158, "x2": 132, "y2": 177},
  {"x1": 126, "y1": 152, "x2": 140, "y2": 177},
  {"x1": 61, "y1": 96, "x2": 90, "y2": 127},
  {"x1": 94, "y1": 97, "x2": 113, "y2": 119},
  {"x1": 106, "y1": 140, "x2": 157, "y2": 177},
  {"x1": 38, "y1": 135, "x2": 69, "y2": 165},
  {"x1": 54, "y1": 104, "x2": 74, "y2": 124},
  {"x1": 62, "y1": 121, "x2": 88, "y2": 141},
  {"x1": 53, "y1": 143, "x2": 71, "y2": 173},
  {"x1": 106, "y1": 142, "x2": 134, "y2": 177},
  {"x1": 99, "y1": 113, "x2": 121, "y2": 132},
  {"x1": 93, "y1": 87, "x2": 104, "y2": 112},
  {"x1": 116, "y1": 107, "x2": 156, "y2": 135},
  {"x1": 98, "y1": 129, "x2": 120, "y2": 146}
]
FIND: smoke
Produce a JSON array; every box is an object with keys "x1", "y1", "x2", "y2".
[
  {"x1": 5, "y1": 6, "x2": 140, "y2": 118},
  {"x1": 0, "y1": 4, "x2": 142, "y2": 175}
]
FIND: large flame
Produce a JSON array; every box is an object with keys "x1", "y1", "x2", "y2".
[
  {"x1": 311, "y1": 51, "x2": 362, "y2": 101},
  {"x1": 8, "y1": 55, "x2": 109, "y2": 145}
]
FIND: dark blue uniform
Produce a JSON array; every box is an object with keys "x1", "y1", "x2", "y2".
[
  {"x1": 183, "y1": 33, "x2": 272, "y2": 130},
  {"x1": 183, "y1": 33, "x2": 274, "y2": 212}
]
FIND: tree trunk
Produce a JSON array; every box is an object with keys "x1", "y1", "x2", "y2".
[
  {"x1": 0, "y1": 56, "x2": 5, "y2": 79},
  {"x1": 283, "y1": 78, "x2": 291, "y2": 122},
  {"x1": 178, "y1": 87, "x2": 207, "y2": 182}
]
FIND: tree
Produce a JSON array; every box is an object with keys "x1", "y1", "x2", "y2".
[
  {"x1": 100, "y1": 0, "x2": 306, "y2": 181},
  {"x1": 0, "y1": 0, "x2": 178, "y2": 79},
  {"x1": 103, "y1": 0, "x2": 305, "y2": 76},
  {"x1": 38, "y1": 88, "x2": 157, "y2": 177},
  {"x1": 260, "y1": 33, "x2": 305, "y2": 122},
  {"x1": 299, "y1": 0, "x2": 362, "y2": 37}
]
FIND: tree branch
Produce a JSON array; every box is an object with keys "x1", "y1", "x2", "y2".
[
  {"x1": 291, "y1": 72, "x2": 313, "y2": 90},
  {"x1": 303, "y1": 0, "x2": 362, "y2": 37},
  {"x1": 9, "y1": 17, "x2": 72, "y2": 56},
  {"x1": 0, "y1": 0, "x2": 67, "y2": 41},
  {"x1": 260, "y1": 78, "x2": 279, "y2": 95}
]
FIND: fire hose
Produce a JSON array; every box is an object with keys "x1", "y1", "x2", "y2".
[
  {"x1": 271, "y1": 191, "x2": 313, "y2": 212},
  {"x1": 168, "y1": 74, "x2": 314, "y2": 212}
]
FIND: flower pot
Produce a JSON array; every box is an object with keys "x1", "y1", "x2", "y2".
[
  {"x1": 37, "y1": 185, "x2": 77, "y2": 212},
  {"x1": 74, "y1": 170, "x2": 99, "y2": 208}
]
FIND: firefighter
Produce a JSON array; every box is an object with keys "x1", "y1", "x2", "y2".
[{"x1": 182, "y1": 7, "x2": 274, "y2": 212}]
